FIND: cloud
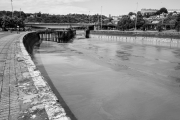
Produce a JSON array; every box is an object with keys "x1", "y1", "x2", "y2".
[{"x1": 0, "y1": 0, "x2": 90, "y2": 14}]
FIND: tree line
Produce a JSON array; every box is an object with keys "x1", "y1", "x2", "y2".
[
  {"x1": 0, "y1": 11, "x2": 107, "y2": 24},
  {"x1": 117, "y1": 7, "x2": 180, "y2": 32},
  {"x1": 0, "y1": 11, "x2": 26, "y2": 30},
  {"x1": 0, "y1": 9, "x2": 180, "y2": 32},
  {"x1": 0, "y1": 10, "x2": 107, "y2": 30},
  {"x1": 24, "y1": 12, "x2": 107, "y2": 23}
]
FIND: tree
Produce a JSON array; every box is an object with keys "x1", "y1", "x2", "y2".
[
  {"x1": 155, "y1": 10, "x2": 161, "y2": 15},
  {"x1": 128, "y1": 12, "x2": 135, "y2": 16},
  {"x1": 157, "y1": 23, "x2": 163, "y2": 32},
  {"x1": 136, "y1": 17, "x2": 145, "y2": 29},
  {"x1": 159, "y1": 7, "x2": 168, "y2": 14},
  {"x1": 1, "y1": 16, "x2": 12, "y2": 31},
  {"x1": 117, "y1": 15, "x2": 132, "y2": 30},
  {"x1": 36, "y1": 12, "x2": 41, "y2": 17},
  {"x1": 175, "y1": 14, "x2": 180, "y2": 32},
  {"x1": 0, "y1": 17, "x2": 2, "y2": 28},
  {"x1": 137, "y1": 11, "x2": 142, "y2": 17}
]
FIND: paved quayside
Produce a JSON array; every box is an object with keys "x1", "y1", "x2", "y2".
[{"x1": 0, "y1": 32, "x2": 70, "y2": 120}]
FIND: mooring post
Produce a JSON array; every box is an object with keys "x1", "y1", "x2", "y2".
[
  {"x1": 44, "y1": 33, "x2": 46, "y2": 41},
  {"x1": 54, "y1": 32, "x2": 56, "y2": 42},
  {"x1": 57, "y1": 32, "x2": 60, "y2": 43},
  {"x1": 50, "y1": 33, "x2": 52, "y2": 41},
  {"x1": 55, "y1": 32, "x2": 57, "y2": 42},
  {"x1": 47, "y1": 32, "x2": 49, "y2": 41},
  {"x1": 59, "y1": 32, "x2": 61, "y2": 43},
  {"x1": 42, "y1": 33, "x2": 44, "y2": 40},
  {"x1": 42, "y1": 34, "x2": 44, "y2": 40},
  {"x1": 56, "y1": 32, "x2": 58, "y2": 42},
  {"x1": 46, "y1": 33, "x2": 48, "y2": 41},
  {"x1": 39, "y1": 34, "x2": 42, "y2": 40},
  {"x1": 52, "y1": 33, "x2": 55, "y2": 42},
  {"x1": 47, "y1": 33, "x2": 49, "y2": 41}
]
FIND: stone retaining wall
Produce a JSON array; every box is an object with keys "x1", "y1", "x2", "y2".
[{"x1": 21, "y1": 32, "x2": 71, "y2": 120}]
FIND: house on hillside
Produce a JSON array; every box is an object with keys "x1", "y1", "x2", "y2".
[{"x1": 94, "y1": 17, "x2": 117, "y2": 30}]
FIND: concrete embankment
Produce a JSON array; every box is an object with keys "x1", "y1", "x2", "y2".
[
  {"x1": 0, "y1": 32, "x2": 72, "y2": 120},
  {"x1": 21, "y1": 32, "x2": 73, "y2": 120},
  {"x1": 91, "y1": 30, "x2": 180, "y2": 39},
  {"x1": 90, "y1": 30, "x2": 180, "y2": 47}
]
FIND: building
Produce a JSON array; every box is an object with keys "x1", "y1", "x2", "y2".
[
  {"x1": 141, "y1": 8, "x2": 180, "y2": 16},
  {"x1": 141, "y1": 9, "x2": 158, "y2": 16},
  {"x1": 168, "y1": 9, "x2": 180, "y2": 13}
]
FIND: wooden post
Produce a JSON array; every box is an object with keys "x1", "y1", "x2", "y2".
[{"x1": 58, "y1": 32, "x2": 60, "y2": 43}]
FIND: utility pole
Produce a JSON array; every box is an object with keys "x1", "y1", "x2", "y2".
[
  {"x1": 20, "y1": 8, "x2": 21, "y2": 18},
  {"x1": 89, "y1": 11, "x2": 90, "y2": 24},
  {"x1": 101, "y1": 6, "x2": 102, "y2": 30},
  {"x1": 97, "y1": 14, "x2": 99, "y2": 30},
  {"x1": 135, "y1": 2, "x2": 138, "y2": 31},
  {"x1": 11, "y1": 0, "x2": 13, "y2": 18}
]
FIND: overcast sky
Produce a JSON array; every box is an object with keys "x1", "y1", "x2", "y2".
[{"x1": 0, "y1": 0, "x2": 180, "y2": 16}]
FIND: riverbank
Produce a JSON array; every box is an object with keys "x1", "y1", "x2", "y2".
[{"x1": 91, "y1": 30, "x2": 180, "y2": 39}]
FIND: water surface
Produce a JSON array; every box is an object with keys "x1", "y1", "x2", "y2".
[{"x1": 34, "y1": 36, "x2": 180, "y2": 120}]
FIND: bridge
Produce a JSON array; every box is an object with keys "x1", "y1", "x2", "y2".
[{"x1": 25, "y1": 23, "x2": 95, "y2": 29}]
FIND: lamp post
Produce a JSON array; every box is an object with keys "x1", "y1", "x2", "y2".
[
  {"x1": 134, "y1": 2, "x2": 138, "y2": 31},
  {"x1": 11, "y1": 0, "x2": 14, "y2": 18},
  {"x1": 101, "y1": 6, "x2": 102, "y2": 30},
  {"x1": 89, "y1": 11, "x2": 90, "y2": 24},
  {"x1": 20, "y1": 8, "x2": 21, "y2": 18}
]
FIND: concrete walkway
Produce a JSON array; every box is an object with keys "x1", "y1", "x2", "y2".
[
  {"x1": 0, "y1": 33, "x2": 22, "y2": 120},
  {"x1": 0, "y1": 33, "x2": 70, "y2": 120}
]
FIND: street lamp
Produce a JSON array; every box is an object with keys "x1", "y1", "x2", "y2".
[
  {"x1": 134, "y1": 2, "x2": 138, "y2": 31},
  {"x1": 101, "y1": 6, "x2": 102, "y2": 30},
  {"x1": 89, "y1": 11, "x2": 90, "y2": 24},
  {"x1": 20, "y1": 8, "x2": 21, "y2": 18},
  {"x1": 11, "y1": 0, "x2": 14, "y2": 18}
]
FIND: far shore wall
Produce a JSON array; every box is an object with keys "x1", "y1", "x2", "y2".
[{"x1": 91, "y1": 30, "x2": 180, "y2": 39}]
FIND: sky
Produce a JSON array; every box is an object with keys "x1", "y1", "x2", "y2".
[{"x1": 0, "y1": 0, "x2": 180, "y2": 16}]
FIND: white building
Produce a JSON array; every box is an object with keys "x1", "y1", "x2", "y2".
[
  {"x1": 168, "y1": 9, "x2": 180, "y2": 13},
  {"x1": 141, "y1": 9, "x2": 158, "y2": 16},
  {"x1": 141, "y1": 8, "x2": 180, "y2": 16}
]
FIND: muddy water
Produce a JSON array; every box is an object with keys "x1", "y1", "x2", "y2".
[{"x1": 34, "y1": 36, "x2": 180, "y2": 120}]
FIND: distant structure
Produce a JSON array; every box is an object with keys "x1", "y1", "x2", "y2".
[
  {"x1": 141, "y1": 9, "x2": 158, "y2": 16},
  {"x1": 111, "y1": 15, "x2": 123, "y2": 25},
  {"x1": 168, "y1": 9, "x2": 180, "y2": 13},
  {"x1": 111, "y1": 15, "x2": 123, "y2": 20},
  {"x1": 141, "y1": 8, "x2": 180, "y2": 16}
]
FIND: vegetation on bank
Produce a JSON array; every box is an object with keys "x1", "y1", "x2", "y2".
[
  {"x1": 0, "y1": 10, "x2": 107, "y2": 31},
  {"x1": 117, "y1": 7, "x2": 180, "y2": 32},
  {"x1": 0, "y1": 8, "x2": 180, "y2": 32},
  {"x1": 0, "y1": 11, "x2": 107, "y2": 24},
  {"x1": 0, "y1": 16, "x2": 24, "y2": 31},
  {"x1": 117, "y1": 11, "x2": 145, "y2": 30},
  {"x1": 175, "y1": 14, "x2": 180, "y2": 32}
]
